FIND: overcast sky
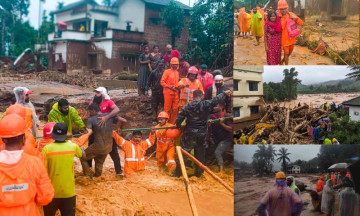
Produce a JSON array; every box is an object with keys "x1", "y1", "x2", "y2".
[
  {"x1": 264, "y1": 66, "x2": 352, "y2": 85},
  {"x1": 234, "y1": 145, "x2": 321, "y2": 170},
  {"x1": 27, "y1": 0, "x2": 197, "y2": 29}
]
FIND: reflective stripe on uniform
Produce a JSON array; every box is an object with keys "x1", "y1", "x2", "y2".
[
  {"x1": 121, "y1": 138, "x2": 125, "y2": 146},
  {"x1": 125, "y1": 157, "x2": 145, "y2": 162},
  {"x1": 131, "y1": 144, "x2": 135, "y2": 158},
  {"x1": 47, "y1": 151, "x2": 76, "y2": 157},
  {"x1": 167, "y1": 160, "x2": 176, "y2": 164},
  {"x1": 146, "y1": 139, "x2": 151, "y2": 148}
]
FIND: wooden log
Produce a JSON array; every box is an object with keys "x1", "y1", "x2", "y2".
[
  {"x1": 290, "y1": 104, "x2": 309, "y2": 114},
  {"x1": 176, "y1": 146, "x2": 199, "y2": 216},
  {"x1": 180, "y1": 148, "x2": 234, "y2": 194},
  {"x1": 284, "y1": 109, "x2": 290, "y2": 132},
  {"x1": 294, "y1": 120, "x2": 309, "y2": 132}
]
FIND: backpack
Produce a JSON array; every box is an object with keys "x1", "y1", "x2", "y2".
[{"x1": 286, "y1": 18, "x2": 300, "y2": 39}]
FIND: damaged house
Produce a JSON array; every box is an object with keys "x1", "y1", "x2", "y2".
[
  {"x1": 233, "y1": 66, "x2": 265, "y2": 132},
  {"x1": 305, "y1": 0, "x2": 359, "y2": 22},
  {"x1": 47, "y1": 0, "x2": 190, "y2": 75}
]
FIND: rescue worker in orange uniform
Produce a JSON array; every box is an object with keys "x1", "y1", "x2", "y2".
[
  {"x1": 0, "y1": 104, "x2": 45, "y2": 164},
  {"x1": 0, "y1": 114, "x2": 54, "y2": 215},
  {"x1": 278, "y1": 0, "x2": 303, "y2": 65},
  {"x1": 154, "y1": 111, "x2": 176, "y2": 175},
  {"x1": 160, "y1": 57, "x2": 180, "y2": 124},
  {"x1": 331, "y1": 172, "x2": 335, "y2": 186},
  {"x1": 316, "y1": 175, "x2": 325, "y2": 192},
  {"x1": 112, "y1": 130, "x2": 155, "y2": 175},
  {"x1": 346, "y1": 171, "x2": 351, "y2": 179},
  {"x1": 177, "y1": 66, "x2": 204, "y2": 111}
]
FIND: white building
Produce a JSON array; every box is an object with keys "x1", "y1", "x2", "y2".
[
  {"x1": 288, "y1": 165, "x2": 301, "y2": 174},
  {"x1": 233, "y1": 65, "x2": 264, "y2": 131},
  {"x1": 342, "y1": 96, "x2": 360, "y2": 121}
]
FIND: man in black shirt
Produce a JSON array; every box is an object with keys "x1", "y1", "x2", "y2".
[
  {"x1": 208, "y1": 103, "x2": 233, "y2": 172},
  {"x1": 146, "y1": 60, "x2": 165, "y2": 121}
]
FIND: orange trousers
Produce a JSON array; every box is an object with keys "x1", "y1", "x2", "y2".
[
  {"x1": 164, "y1": 93, "x2": 179, "y2": 124},
  {"x1": 156, "y1": 145, "x2": 176, "y2": 174}
]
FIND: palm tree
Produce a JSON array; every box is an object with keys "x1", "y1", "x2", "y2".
[
  {"x1": 346, "y1": 66, "x2": 360, "y2": 81},
  {"x1": 57, "y1": 2, "x2": 64, "y2": 10},
  {"x1": 276, "y1": 147, "x2": 291, "y2": 173}
]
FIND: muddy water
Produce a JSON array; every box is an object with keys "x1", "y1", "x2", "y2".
[
  {"x1": 234, "y1": 36, "x2": 334, "y2": 65},
  {"x1": 235, "y1": 175, "x2": 341, "y2": 216},
  {"x1": 271, "y1": 93, "x2": 360, "y2": 108}
]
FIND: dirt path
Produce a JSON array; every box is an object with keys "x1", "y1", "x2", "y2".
[
  {"x1": 234, "y1": 36, "x2": 334, "y2": 65},
  {"x1": 235, "y1": 175, "x2": 341, "y2": 216},
  {"x1": 72, "y1": 152, "x2": 234, "y2": 216}
]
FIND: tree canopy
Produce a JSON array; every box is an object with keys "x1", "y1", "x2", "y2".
[
  {"x1": 251, "y1": 145, "x2": 277, "y2": 175},
  {"x1": 161, "y1": 0, "x2": 185, "y2": 47}
]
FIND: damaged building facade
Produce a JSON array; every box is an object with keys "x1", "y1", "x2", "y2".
[
  {"x1": 305, "y1": 0, "x2": 359, "y2": 22},
  {"x1": 233, "y1": 66, "x2": 265, "y2": 132},
  {"x1": 47, "y1": 0, "x2": 190, "y2": 75}
]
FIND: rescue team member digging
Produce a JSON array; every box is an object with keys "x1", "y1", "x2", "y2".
[
  {"x1": 80, "y1": 103, "x2": 116, "y2": 178},
  {"x1": 42, "y1": 123, "x2": 84, "y2": 216},
  {"x1": 161, "y1": 57, "x2": 180, "y2": 124},
  {"x1": 177, "y1": 66, "x2": 204, "y2": 111},
  {"x1": 89, "y1": 87, "x2": 124, "y2": 176},
  {"x1": 154, "y1": 111, "x2": 177, "y2": 175},
  {"x1": 113, "y1": 129, "x2": 155, "y2": 176},
  {"x1": 48, "y1": 98, "x2": 87, "y2": 136},
  {"x1": 0, "y1": 114, "x2": 54, "y2": 215},
  {"x1": 173, "y1": 90, "x2": 232, "y2": 177}
]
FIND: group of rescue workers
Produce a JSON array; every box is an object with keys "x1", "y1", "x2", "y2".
[{"x1": 0, "y1": 53, "x2": 233, "y2": 215}]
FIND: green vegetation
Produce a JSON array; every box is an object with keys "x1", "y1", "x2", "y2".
[
  {"x1": 161, "y1": 0, "x2": 185, "y2": 47},
  {"x1": 276, "y1": 147, "x2": 291, "y2": 173},
  {"x1": 251, "y1": 145, "x2": 277, "y2": 175}
]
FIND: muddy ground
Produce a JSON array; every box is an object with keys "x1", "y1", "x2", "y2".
[
  {"x1": 235, "y1": 174, "x2": 342, "y2": 216},
  {"x1": 234, "y1": 20, "x2": 359, "y2": 65},
  {"x1": 0, "y1": 77, "x2": 234, "y2": 216}
]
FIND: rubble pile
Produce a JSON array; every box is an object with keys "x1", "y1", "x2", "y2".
[
  {"x1": 249, "y1": 103, "x2": 330, "y2": 144},
  {"x1": 38, "y1": 71, "x2": 97, "y2": 88}
]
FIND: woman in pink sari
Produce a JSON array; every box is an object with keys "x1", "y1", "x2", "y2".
[{"x1": 264, "y1": 10, "x2": 282, "y2": 65}]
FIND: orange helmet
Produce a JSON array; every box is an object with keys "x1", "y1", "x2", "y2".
[
  {"x1": 43, "y1": 122, "x2": 56, "y2": 138},
  {"x1": 278, "y1": 0, "x2": 289, "y2": 9},
  {"x1": 0, "y1": 114, "x2": 26, "y2": 138},
  {"x1": 157, "y1": 111, "x2": 169, "y2": 119},
  {"x1": 5, "y1": 104, "x2": 26, "y2": 119},
  {"x1": 166, "y1": 129, "x2": 181, "y2": 138},
  {"x1": 234, "y1": 9, "x2": 238, "y2": 13},
  {"x1": 170, "y1": 57, "x2": 179, "y2": 65},
  {"x1": 188, "y1": 66, "x2": 198, "y2": 74},
  {"x1": 275, "y1": 171, "x2": 286, "y2": 179}
]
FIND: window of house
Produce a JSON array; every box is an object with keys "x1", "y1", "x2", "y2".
[
  {"x1": 233, "y1": 80, "x2": 239, "y2": 91},
  {"x1": 250, "y1": 106, "x2": 259, "y2": 114},
  {"x1": 249, "y1": 81, "x2": 258, "y2": 91},
  {"x1": 94, "y1": 20, "x2": 108, "y2": 37},
  {"x1": 73, "y1": 21, "x2": 87, "y2": 31},
  {"x1": 233, "y1": 107, "x2": 240, "y2": 118}
]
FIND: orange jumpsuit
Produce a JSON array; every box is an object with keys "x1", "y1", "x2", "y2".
[
  {"x1": 161, "y1": 68, "x2": 180, "y2": 124},
  {"x1": 280, "y1": 12, "x2": 303, "y2": 55},
  {"x1": 112, "y1": 131, "x2": 155, "y2": 175},
  {"x1": 24, "y1": 107, "x2": 33, "y2": 130},
  {"x1": 331, "y1": 174, "x2": 335, "y2": 186},
  {"x1": 154, "y1": 122, "x2": 176, "y2": 174},
  {"x1": 0, "y1": 153, "x2": 54, "y2": 215},
  {"x1": 177, "y1": 78, "x2": 204, "y2": 110},
  {"x1": 239, "y1": 8, "x2": 251, "y2": 33},
  {"x1": 316, "y1": 179, "x2": 324, "y2": 192}
]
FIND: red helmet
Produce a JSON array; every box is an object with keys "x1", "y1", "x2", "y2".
[
  {"x1": 43, "y1": 122, "x2": 56, "y2": 138},
  {"x1": 188, "y1": 66, "x2": 198, "y2": 74}
]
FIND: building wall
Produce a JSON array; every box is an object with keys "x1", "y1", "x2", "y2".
[
  {"x1": 305, "y1": 0, "x2": 359, "y2": 22},
  {"x1": 143, "y1": 5, "x2": 189, "y2": 54},
  {"x1": 118, "y1": 0, "x2": 146, "y2": 32},
  {"x1": 54, "y1": 41, "x2": 67, "y2": 62},
  {"x1": 349, "y1": 106, "x2": 360, "y2": 121},
  {"x1": 94, "y1": 40, "x2": 113, "y2": 58},
  {"x1": 66, "y1": 41, "x2": 89, "y2": 75},
  {"x1": 55, "y1": 10, "x2": 86, "y2": 24},
  {"x1": 91, "y1": 11, "x2": 121, "y2": 31}
]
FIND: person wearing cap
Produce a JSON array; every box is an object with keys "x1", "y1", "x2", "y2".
[
  {"x1": 80, "y1": 103, "x2": 118, "y2": 178},
  {"x1": 36, "y1": 122, "x2": 56, "y2": 152},
  {"x1": 178, "y1": 56, "x2": 190, "y2": 78},
  {"x1": 48, "y1": 98, "x2": 86, "y2": 136},
  {"x1": 197, "y1": 64, "x2": 213, "y2": 92},
  {"x1": 112, "y1": 129, "x2": 155, "y2": 176},
  {"x1": 257, "y1": 171, "x2": 303, "y2": 216},
  {"x1": 0, "y1": 114, "x2": 54, "y2": 215},
  {"x1": 42, "y1": 123, "x2": 84, "y2": 216},
  {"x1": 174, "y1": 89, "x2": 232, "y2": 178},
  {"x1": 286, "y1": 176, "x2": 300, "y2": 196},
  {"x1": 205, "y1": 74, "x2": 232, "y2": 113},
  {"x1": 160, "y1": 57, "x2": 180, "y2": 124},
  {"x1": 152, "y1": 111, "x2": 176, "y2": 175},
  {"x1": 277, "y1": 0, "x2": 303, "y2": 65},
  {"x1": 163, "y1": 44, "x2": 181, "y2": 67},
  {"x1": 13, "y1": 87, "x2": 38, "y2": 136},
  {"x1": 146, "y1": 60, "x2": 165, "y2": 121},
  {"x1": 332, "y1": 138, "x2": 340, "y2": 145},
  {"x1": 177, "y1": 66, "x2": 204, "y2": 111},
  {"x1": 208, "y1": 102, "x2": 233, "y2": 172}
]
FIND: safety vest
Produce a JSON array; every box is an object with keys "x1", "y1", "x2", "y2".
[
  {"x1": 179, "y1": 78, "x2": 202, "y2": 101},
  {"x1": 112, "y1": 131, "x2": 155, "y2": 175},
  {"x1": 290, "y1": 184, "x2": 300, "y2": 195},
  {"x1": 155, "y1": 123, "x2": 175, "y2": 147}
]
